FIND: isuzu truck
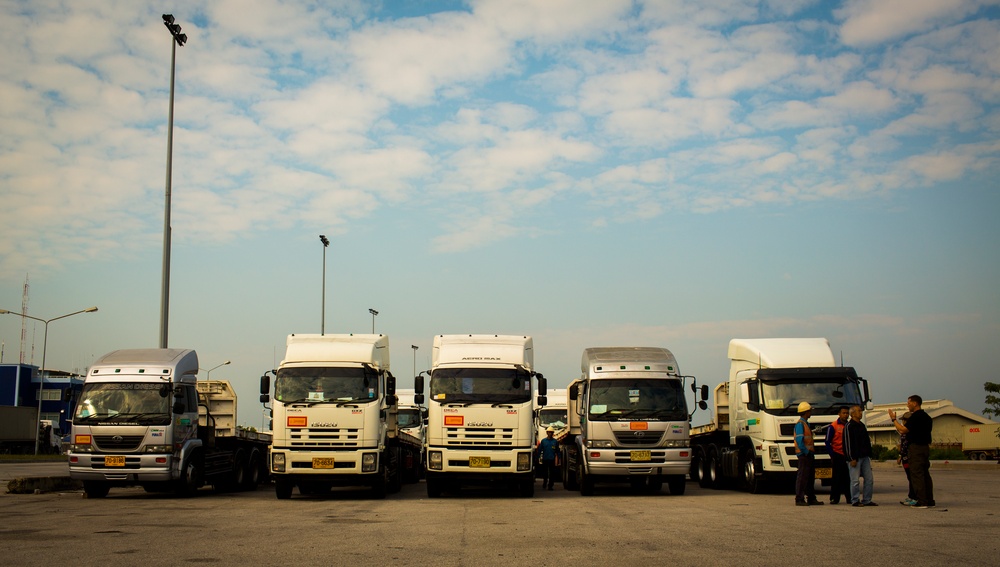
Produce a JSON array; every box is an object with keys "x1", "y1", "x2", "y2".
[
  {"x1": 562, "y1": 347, "x2": 696, "y2": 496},
  {"x1": 690, "y1": 338, "x2": 870, "y2": 493},
  {"x1": 414, "y1": 334, "x2": 547, "y2": 497},
  {"x1": 68, "y1": 349, "x2": 270, "y2": 498},
  {"x1": 260, "y1": 334, "x2": 421, "y2": 499}
]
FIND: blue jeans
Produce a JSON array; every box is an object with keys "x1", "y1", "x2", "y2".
[{"x1": 848, "y1": 456, "x2": 873, "y2": 504}]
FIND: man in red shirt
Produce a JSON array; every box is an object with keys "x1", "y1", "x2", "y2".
[{"x1": 824, "y1": 406, "x2": 851, "y2": 504}]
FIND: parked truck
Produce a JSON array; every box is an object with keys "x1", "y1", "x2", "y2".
[
  {"x1": 395, "y1": 389, "x2": 426, "y2": 481},
  {"x1": 260, "y1": 334, "x2": 422, "y2": 499},
  {"x1": 537, "y1": 390, "x2": 568, "y2": 442},
  {"x1": 562, "y1": 347, "x2": 696, "y2": 496},
  {"x1": 414, "y1": 334, "x2": 547, "y2": 498},
  {"x1": 962, "y1": 424, "x2": 1000, "y2": 460},
  {"x1": 690, "y1": 338, "x2": 870, "y2": 493},
  {"x1": 68, "y1": 348, "x2": 271, "y2": 498},
  {"x1": 0, "y1": 405, "x2": 38, "y2": 454}
]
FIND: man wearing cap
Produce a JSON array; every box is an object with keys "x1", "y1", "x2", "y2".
[
  {"x1": 843, "y1": 405, "x2": 877, "y2": 506},
  {"x1": 794, "y1": 401, "x2": 823, "y2": 506},
  {"x1": 537, "y1": 426, "x2": 561, "y2": 491}
]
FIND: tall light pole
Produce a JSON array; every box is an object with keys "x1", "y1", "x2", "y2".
[
  {"x1": 320, "y1": 235, "x2": 330, "y2": 334},
  {"x1": 201, "y1": 360, "x2": 231, "y2": 380},
  {"x1": 160, "y1": 14, "x2": 187, "y2": 349},
  {"x1": 369, "y1": 308, "x2": 378, "y2": 333},
  {"x1": 411, "y1": 345, "x2": 418, "y2": 379},
  {"x1": 0, "y1": 307, "x2": 98, "y2": 454}
]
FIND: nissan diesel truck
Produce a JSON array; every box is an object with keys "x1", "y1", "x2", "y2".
[
  {"x1": 260, "y1": 334, "x2": 421, "y2": 499},
  {"x1": 690, "y1": 338, "x2": 870, "y2": 493},
  {"x1": 562, "y1": 347, "x2": 696, "y2": 496},
  {"x1": 68, "y1": 348, "x2": 270, "y2": 498},
  {"x1": 414, "y1": 334, "x2": 547, "y2": 498}
]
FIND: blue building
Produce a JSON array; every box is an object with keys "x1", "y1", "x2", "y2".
[{"x1": 0, "y1": 363, "x2": 84, "y2": 435}]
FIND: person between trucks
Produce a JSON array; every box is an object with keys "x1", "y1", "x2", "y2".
[
  {"x1": 538, "y1": 426, "x2": 561, "y2": 491},
  {"x1": 889, "y1": 395, "x2": 935, "y2": 508},
  {"x1": 793, "y1": 402, "x2": 823, "y2": 506},
  {"x1": 823, "y1": 406, "x2": 851, "y2": 505},
  {"x1": 843, "y1": 405, "x2": 877, "y2": 507}
]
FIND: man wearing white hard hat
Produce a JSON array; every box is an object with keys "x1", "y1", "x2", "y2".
[{"x1": 793, "y1": 401, "x2": 823, "y2": 506}]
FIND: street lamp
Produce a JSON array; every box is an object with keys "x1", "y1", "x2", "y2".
[
  {"x1": 369, "y1": 308, "x2": 378, "y2": 333},
  {"x1": 411, "y1": 345, "x2": 418, "y2": 379},
  {"x1": 0, "y1": 306, "x2": 98, "y2": 454},
  {"x1": 160, "y1": 14, "x2": 188, "y2": 349},
  {"x1": 320, "y1": 235, "x2": 329, "y2": 335},
  {"x1": 201, "y1": 360, "x2": 231, "y2": 380}
]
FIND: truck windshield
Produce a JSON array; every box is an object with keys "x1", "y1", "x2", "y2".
[
  {"x1": 760, "y1": 380, "x2": 863, "y2": 416},
  {"x1": 397, "y1": 408, "x2": 421, "y2": 429},
  {"x1": 429, "y1": 368, "x2": 531, "y2": 404},
  {"x1": 275, "y1": 366, "x2": 379, "y2": 403},
  {"x1": 73, "y1": 383, "x2": 171, "y2": 425},
  {"x1": 587, "y1": 378, "x2": 687, "y2": 421},
  {"x1": 539, "y1": 408, "x2": 568, "y2": 427}
]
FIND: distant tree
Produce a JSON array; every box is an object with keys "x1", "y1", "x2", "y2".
[{"x1": 985, "y1": 382, "x2": 1000, "y2": 438}]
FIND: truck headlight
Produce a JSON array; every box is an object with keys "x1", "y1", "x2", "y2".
[
  {"x1": 71, "y1": 444, "x2": 94, "y2": 453},
  {"x1": 143, "y1": 445, "x2": 173, "y2": 454},
  {"x1": 769, "y1": 446, "x2": 781, "y2": 465},
  {"x1": 272, "y1": 452, "x2": 286, "y2": 473},
  {"x1": 362, "y1": 453, "x2": 378, "y2": 472},
  {"x1": 428, "y1": 451, "x2": 443, "y2": 470},
  {"x1": 586, "y1": 440, "x2": 614, "y2": 448},
  {"x1": 517, "y1": 452, "x2": 531, "y2": 471},
  {"x1": 664, "y1": 440, "x2": 691, "y2": 448}
]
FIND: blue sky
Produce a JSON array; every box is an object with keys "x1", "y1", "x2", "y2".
[{"x1": 1, "y1": 0, "x2": 998, "y2": 428}]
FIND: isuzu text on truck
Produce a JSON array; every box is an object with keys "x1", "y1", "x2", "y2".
[
  {"x1": 691, "y1": 338, "x2": 870, "y2": 493},
  {"x1": 68, "y1": 349, "x2": 270, "y2": 498},
  {"x1": 260, "y1": 334, "x2": 421, "y2": 499},
  {"x1": 562, "y1": 347, "x2": 697, "y2": 496},
  {"x1": 414, "y1": 334, "x2": 547, "y2": 497}
]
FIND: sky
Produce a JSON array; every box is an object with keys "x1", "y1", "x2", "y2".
[{"x1": 1, "y1": 0, "x2": 998, "y2": 429}]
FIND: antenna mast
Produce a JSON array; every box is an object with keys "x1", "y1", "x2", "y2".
[{"x1": 19, "y1": 274, "x2": 29, "y2": 364}]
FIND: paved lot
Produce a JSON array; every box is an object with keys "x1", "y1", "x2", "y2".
[{"x1": 2, "y1": 461, "x2": 998, "y2": 566}]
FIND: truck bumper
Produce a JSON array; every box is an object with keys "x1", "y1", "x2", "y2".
[
  {"x1": 425, "y1": 447, "x2": 533, "y2": 476},
  {"x1": 67, "y1": 453, "x2": 174, "y2": 482},
  {"x1": 585, "y1": 448, "x2": 691, "y2": 476},
  {"x1": 269, "y1": 448, "x2": 381, "y2": 477}
]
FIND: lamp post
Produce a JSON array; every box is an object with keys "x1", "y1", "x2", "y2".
[
  {"x1": 0, "y1": 307, "x2": 98, "y2": 454},
  {"x1": 369, "y1": 308, "x2": 378, "y2": 333},
  {"x1": 201, "y1": 360, "x2": 231, "y2": 380},
  {"x1": 160, "y1": 14, "x2": 187, "y2": 349},
  {"x1": 320, "y1": 235, "x2": 330, "y2": 334},
  {"x1": 411, "y1": 345, "x2": 418, "y2": 379}
]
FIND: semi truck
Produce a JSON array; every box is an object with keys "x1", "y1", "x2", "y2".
[
  {"x1": 690, "y1": 338, "x2": 870, "y2": 493},
  {"x1": 67, "y1": 348, "x2": 271, "y2": 498},
  {"x1": 537, "y1": 389, "x2": 568, "y2": 442},
  {"x1": 562, "y1": 347, "x2": 696, "y2": 496},
  {"x1": 962, "y1": 424, "x2": 1000, "y2": 460},
  {"x1": 414, "y1": 334, "x2": 547, "y2": 498},
  {"x1": 260, "y1": 334, "x2": 422, "y2": 499}
]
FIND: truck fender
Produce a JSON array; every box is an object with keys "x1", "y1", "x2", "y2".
[{"x1": 173, "y1": 439, "x2": 204, "y2": 480}]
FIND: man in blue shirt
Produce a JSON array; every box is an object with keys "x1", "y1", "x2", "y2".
[
  {"x1": 794, "y1": 402, "x2": 823, "y2": 506},
  {"x1": 538, "y1": 427, "x2": 561, "y2": 491}
]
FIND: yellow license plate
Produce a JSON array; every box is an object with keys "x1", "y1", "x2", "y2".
[
  {"x1": 815, "y1": 467, "x2": 832, "y2": 479},
  {"x1": 105, "y1": 456, "x2": 125, "y2": 467},
  {"x1": 630, "y1": 450, "x2": 651, "y2": 462},
  {"x1": 469, "y1": 456, "x2": 491, "y2": 468},
  {"x1": 312, "y1": 458, "x2": 335, "y2": 469}
]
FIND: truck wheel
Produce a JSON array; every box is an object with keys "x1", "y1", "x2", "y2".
[
  {"x1": 83, "y1": 481, "x2": 110, "y2": 499},
  {"x1": 667, "y1": 475, "x2": 686, "y2": 495},
  {"x1": 518, "y1": 477, "x2": 535, "y2": 497},
  {"x1": 426, "y1": 477, "x2": 443, "y2": 498},
  {"x1": 175, "y1": 454, "x2": 203, "y2": 497},
  {"x1": 242, "y1": 450, "x2": 262, "y2": 491},
  {"x1": 275, "y1": 479, "x2": 293, "y2": 500},
  {"x1": 706, "y1": 446, "x2": 721, "y2": 489},
  {"x1": 370, "y1": 472, "x2": 387, "y2": 499},
  {"x1": 648, "y1": 476, "x2": 663, "y2": 492},
  {"x1": 740, "y1": 448, "x2": 766, "y2": 494},
  {"x1": 578, "y1": 466, "x2": 595, "y2": 496},
  {"x1": 564, "y1": 463, "x2": 579, "y2": 490},
  {"x1": 696, "y1": 447, "x2": 712, "y2": 489}
]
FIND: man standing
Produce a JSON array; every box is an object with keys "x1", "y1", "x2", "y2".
[
  {"x1": 794, "y1": 402, "x2": 823, "y2": 506},
  {"x1": 843, "y1": 405, "x2": 877, "y2": 507},
  {"x1": 889, "y1": 395, "x2": 935, "y2": 508},
  {"x1": 537, "y1": 426, "x2": 561, "y2": 491},
  {"x1": 824, "y1": 406, "x2": 851, "y2": 504}
]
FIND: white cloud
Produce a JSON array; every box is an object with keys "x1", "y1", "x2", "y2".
[{"x1": 836, "y1": 0, "x2": 988, "y2": 46}]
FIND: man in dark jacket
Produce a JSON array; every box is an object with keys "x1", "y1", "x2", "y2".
[
  {"x1": 889, "y1": 395, "x2": 935, "y2": 508},
  {"x1": 843, "y1": 405, "x2": 877, "y2": 507},
  {"x1": 824, "y1": 406, "x2": 851, "y2": 504}
]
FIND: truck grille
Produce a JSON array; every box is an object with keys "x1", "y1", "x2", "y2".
[
  {"x1": 446, "y1": 427, "x2": 514, "y2": 448},
  {"x1": 613, "y1": 431, "x2": 664, "y2": 446},
  {"x1": 93, "y1": 435, "x2": 144, "y2": 452},
  {"x1": 289, "y1": 428, "x2": 360, "y2": 447}
]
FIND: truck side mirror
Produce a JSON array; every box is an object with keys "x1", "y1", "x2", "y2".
[
  {"x1": 260, "y1": 394, "x2": 270, "y2": 404},
  {"x1": 64, "y1": 388, "x2": 75, "y2": 402},
  {"x1": 386, "y1": 373, "x2": 396, "y2": 397},
  {"x1": 537, "y1": 376, "x2": 547, "y2": 406},
  {"x1": 260, "y1": 374, "x2": 270, "y2": 395},
  {"x1": 699, "y1": 400, "x2": 708, "y2": 410},
  {"x1": 172, "y1": 401, "x2": 185, "y2": 415},
  {"x1": 414, "y1": 374, "x2": 424, "y2": 394},
  {"x1": 568, "y1": 385, "x2": 578, "y2": 401},
  {"x1": 700, "y1": 385, "x2": 708, "y2": 401}
]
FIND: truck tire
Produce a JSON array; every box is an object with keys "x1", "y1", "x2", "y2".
[
  {"x1": 578, "y1": 465, "x2": 595, "y2": 496},
  {"x1": 83, "y1": 481, "x2": 110, "y2": 499},
  {"x1": 370, "y1": 471, "x2": 387, "y2": 499},
  {"x1": 175, "y1": 453, "x2": 203, "y2": 497},
  {"x1": 518, "y1": 477, "x2": 535, "y2": 497},
  {"x1": 667, "y1": 475, "x2": 686, "y2": 495},
  {"x1": 426, "y1": 477, "x2": 443, "y2": 498},
  {"x1": 695, "y1": 446, "x2": 712, "y2": 488},
  {"x1": 706, "y1": 445, "x2": 722, "y2": 489},
  {"x1": 648, "y1": 476, "x2": 663, "y2": 492},
  {"x1": 275, "y1": 479, "x2": 293, "y2": 500},
  {"x1": 740, "y1": 447, "x2": 766, "y2": 494},
  {"x1": 242, "y1": 449, "x2": 262, "y2": 491}
]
